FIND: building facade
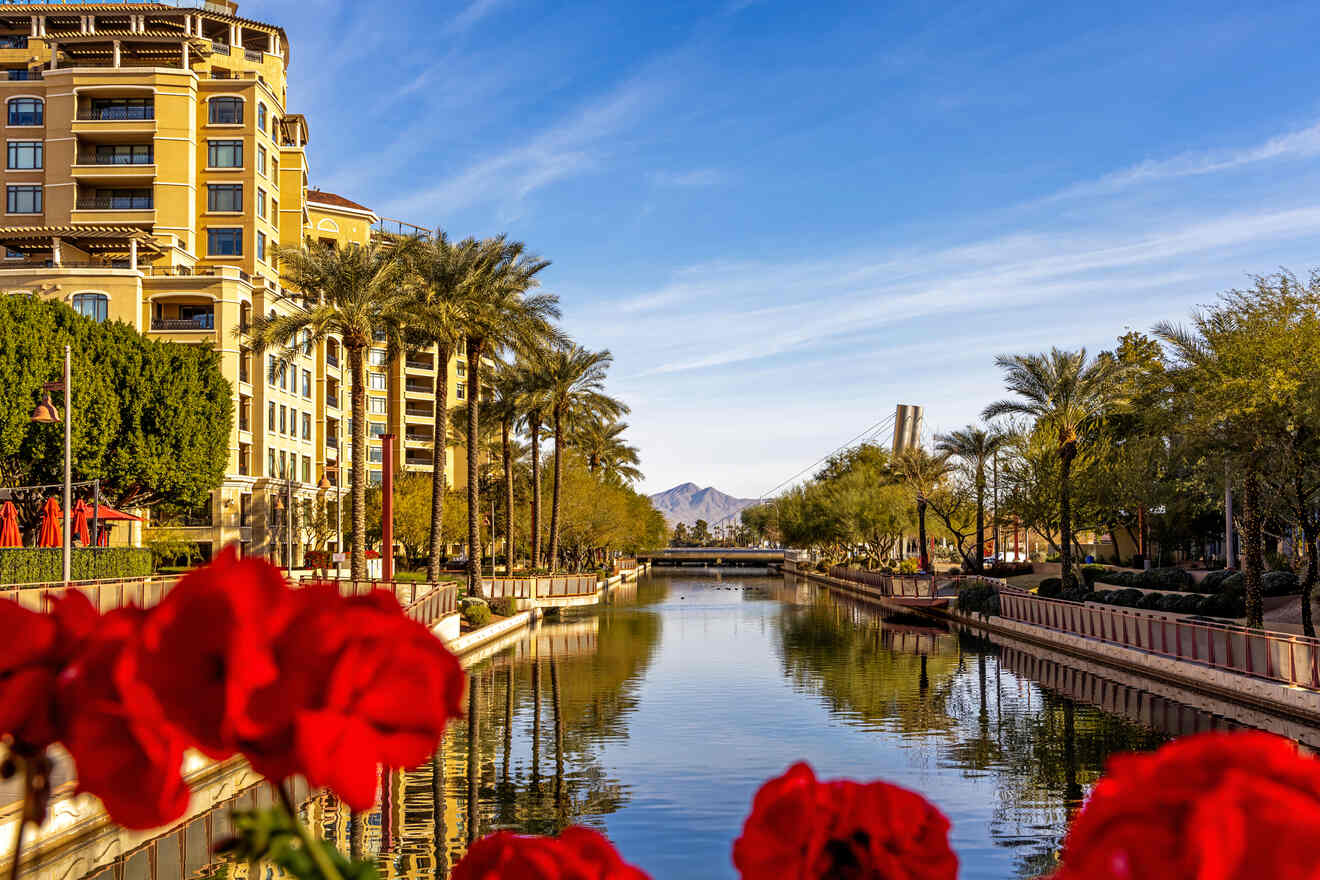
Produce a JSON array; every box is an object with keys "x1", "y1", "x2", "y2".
[{"x1": 0, "y1": 0, "x2": 463, "y2": 564}]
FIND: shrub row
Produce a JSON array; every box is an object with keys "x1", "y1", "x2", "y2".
[
  {"x1": 956, "y1": 582, "x2": 1000, "y2": 617},
  {"x1": 1087, "y1": 565, "x2": 1195, "y2": 591},
  {"x1": 1085, "y1": 588, "x2": 1245, "y2": 619},
  {"x1": 0, "y1": 547, "x2": 153, "y2": 586},
  {"x1": 981, "y1": 562, "x2": 1033, "y2": 578}
]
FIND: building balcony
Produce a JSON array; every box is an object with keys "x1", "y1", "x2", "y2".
[
  {"x1": 404, "y1": 404, "x2": 434, "y2": 419},
  {"x1": 77, "y1": 194, "x2": 153, "y2": 210},
  {"x1": 152, "y1": 315, "x2": 214, "y2": 332},
  {"x1": 72, "y1": 112, "x2": 157, "y2": 137},
  {"x1": 405, "y1": 357, "x2": 434, "y2": 372},
  {"x1": 404, "y1": 382, "x2": 433, "y2": 397},
  {"x1": 71, "y1": 161, "x2": 156, "y2": 182}
]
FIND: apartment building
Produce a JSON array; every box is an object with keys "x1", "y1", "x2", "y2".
[{"x1": 0, "y1": 0, "x2": 463, "y2": 564}]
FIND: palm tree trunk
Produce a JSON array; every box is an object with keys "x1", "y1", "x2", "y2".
[
  {"x1": 1243, "y1": 463, "x2": 1264, "y2": 628},
  {"x1": 502, "y1": 416, "x2": 514, "y2": 574},
  {"x1": 348, "y1": 345, "x2": 368, "y2": 581},
  {"x1": 1300, "y1": 515, "x2": 1318, "y2": 638},
  {"x1": 466, "y1": 336, "x2": 484, "y2": 599},
  {"x1": 548, "y1": 406, "x2": 563, "y2": 571},
  {"x1": 530, "y1": 421, "x2": 542, "y2": 568},
  {"x1": 917, "y1": 498, "x2": 929, "y2": 572},
  {"x1": 427, "y1": 342, "x2": 452, "y2": 582},
  {"x1": 1059, "y1": 444, "x2": 1075, "y2": 589},
  {"x1": 974, "y1": 475, "x2": 985, "y2": 574}
]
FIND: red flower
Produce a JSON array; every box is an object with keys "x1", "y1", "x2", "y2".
[
  {"x1": 127, "y1": 547, "x2": 289, "y2": 758},
  {"x1": 454, "y1": 827, "x2": 650, "y2": 880},
  {"x1": 0, "y1": 591, "x2": 96, "y2": 749},
  {"x1": 732, "y1": 762, "x2": 957, "y2": 880},
  {"x1": 58, "y1": 605, "x2": 191, "y2": 830},
  {"x1": 1052, "y1": 731, "x2": 1320, "y2": 880},
  {"x1": 242, "y1": 586, "x2": 465, "y2": 810}
]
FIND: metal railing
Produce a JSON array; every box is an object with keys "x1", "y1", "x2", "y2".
[
  {"x1": 998, "y1": 588, "x2": 1320, "y2": 691},
  {"x1": 404, "y1": 382, "x2": 433, "y2": 394},
  {"x1": 297, "y1": 577, "x2": 458, "y2": 625},
  {"x1": 3, "y1": 576, "x2": 178, "y2": 614},
  {"x1": 210, "y1": 41, "x2": 230, "y2": 55},
  {"x1": 152, "y1": 315, "x2": 213, "y2": 331},
  {"x1": 77, "y1": 195, "x2": 153, "y2": 210},
  {"x1": 75, "y1": 150, "x2": 153, "y2": 166},
  {"x1": 372, "y1": 217, "x2": 431, "y2": 239},
  {"x1": 486, "y1": 574, "x2": 600, "y2": 600},
  {"x1": 76, "y1": 106, "x2": 155, "y2": 121},
  {"x1": 826, "y1": 565, "x2": 940, "y2": 600},
  {"x1": 244, "y1": 48, "x2": 263, "y2": 62}
]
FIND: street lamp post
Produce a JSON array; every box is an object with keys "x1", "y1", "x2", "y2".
[{"x1": 31, "y1": 345, "x2": 72, "y2": 584}]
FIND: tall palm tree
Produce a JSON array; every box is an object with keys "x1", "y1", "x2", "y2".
[
  {"x1": 399, "y1": 232, "x2": 484, "y2": 582},
  {"x1": 935, "y1": 426, "x2": 1005, "y2": 573},
  {"x1": 461, "y1": 237, "x2": 559, "y2": 597},
  {"x1": 487, "y1": 362, "x2": 523, "y2": 572},
  {"x1": 513, "y1": 358, "x2": 552, "y2": 568},
  {"x1": 893, "y1": 446, "x2": 952, "y2": 572},
  {"x1": 253, "y1": 240, "x2": 411, "y2": 580},
  {"x1": 983, "y1": 348, "x2": 1126, "y2": 588},
  {"x1": 542, "y1": 345, "x2": 626, "y2": 568},
  {"x1": 573, "y1": 420, "x2": 642, "y2": 485}
]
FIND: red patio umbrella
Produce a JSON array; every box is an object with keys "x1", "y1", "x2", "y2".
[
  {"x1": 0, "y1": 501, "x2": 19, "y2": 548},
  {"x1": 70, "y1": 499, "x2": 91, "y2": 547},
  {"x1": 37, "y1": 497, "x2": 61, "y2": 548}
]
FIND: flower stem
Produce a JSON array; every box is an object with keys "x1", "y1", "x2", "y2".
[
  {"x1": 274, "y1": 782, "x2": 344, "y2": 880},
  {"x1": 8, "y1": 755, "x2": 28, "y2": 880}
]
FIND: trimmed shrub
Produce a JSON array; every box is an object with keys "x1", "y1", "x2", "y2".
[
  {"x1": 1198, "y1": 569, "x2": 1234, "y2": 592},
  {"x1": 462, "y1": 601, "x2": 492, "y2": 628},
  {"x1": 1137, "y1": 592, "x2": 1164, "y2": 610},
  {"x1": 1059, "y1": 586, "x2": 1090, "y2": 602},
  {"x1": 0, "y1": 547, "x2": 153, "y2": 586},
  {"x1": 984, "y1": 562, "x2": 1034, "y2": 578},
  {"x1": 489, "y1": 597, "x2": 517, "y2": 617},
  {"x1": 1037, "y1": 577, "x2": 1063, "y2": 597},
  {"x1": 1263, "y1": 570, "x2": 1301, "y2": 597},
  {"x1": 1080, "y1": 564, "x2": 1108, "y2": 587},
  {"x1": 957, "y1": 582, "x2": 1000, "y2": 617},
  {"x1": 1221, "y1": 572, "x2": 1245, "y2": 594},
  {"x1": 1139, "y1": 566, "x2": 1194, "y2": 591}
]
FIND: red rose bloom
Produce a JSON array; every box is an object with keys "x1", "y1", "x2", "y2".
[
  {"x1": 454, "y1": 827, "x2": 650, "y2": 880},
  {"x1": 59, "y1": 605, "x2": 191, "y2": 830},
  {"x1": 0, "y1": 591, "x2": 96, "y2": 749},
  {"x1": 242, "y1": 586, "x2": 465, "y2": 810},
  {"x1": 127, "y1": 547, "x2": 290, "y2": 758},
  {"x1": 733, "y1": 762, "x2": 957, "y2": 880},
  {"x1": 1052, "y1": 731, "x2": 1320, "y2": 880}
]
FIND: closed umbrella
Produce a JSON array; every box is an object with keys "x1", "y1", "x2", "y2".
[
  {"x1": 38, "y1": 497, "x2": 61, "y2": 548},
  {"x1": 0, "y1": 501, "x2": 19, "y2": 548},
  {"x1": 71, "y1": 499, "x2": 91, "y2": 547}
]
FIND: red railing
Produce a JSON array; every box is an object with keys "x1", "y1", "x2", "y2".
[
  {"x1": 998, "y1": 588, "x2": 1320, "y2": 691},
  {"x1": 826, "y1": 565, "x2": 940, "y2": 600}
]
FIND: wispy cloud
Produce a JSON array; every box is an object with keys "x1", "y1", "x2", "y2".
[
  {"x1": 1047, "y1": 120, "x2": 1320, "y2": 202},
  {"x1": 446, "y1": 0, "x2": 507, "y2": 34},
  {"x1": 652, "y1": 168, "x2": 728, "y2": 187}
]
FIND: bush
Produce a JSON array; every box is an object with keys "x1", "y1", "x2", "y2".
[
  {"x1": 1137, "y1": 592, "x2": 1164, "y2": 610},
  {"x1": 1037, "y1": 577, "x2": 1062, "y2": 597},
  {"x1": 1059, "y1": 586, "x2": 1090, "y2": 602},
  {"x1": 0, "y1": 547, "x2": 153, "y2": 585},
  {"x1": 1095, "y1": 569, "x2": 1138, "y2": 588},
  {"x1": 1139, "y1": 566, "x2": 1194, "y2": 591},
  {"x1": 984, "y1": 562, "x2": 1034, "y2": 578},
  {"x1": 462, "y1": 601, "x2": 492, "y2": 628},
  {"x1": 1080, "y1": 564, "x2": 1108, "y2": 587},
  {"x1": 1263, "y1": 570, "x2": 1301, "y2": 597},
  {"x1": 957, "y1": 582, "x2": 1000, "y2": 616},
  {"x1": 489, "y1": 597, "x2": 516, "y2": 617},
  {"x1": 1198, "y1": 569, "x2": 1233, "y2": 592},
  {"x1": 898, "y1": 558, "x2": 919, "y2": 574}
]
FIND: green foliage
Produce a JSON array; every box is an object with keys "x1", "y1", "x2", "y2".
[
  {"x1": 0, "y1": 295, "x2": 231, "y2": 510},
  {"x1": 531, "y1": 454, "x2": 666, "y2": 568},
  {"x1": 1079, "y1": 563, "x2": 1108, "y2": 587},
  {"x1": 143, "y1": 527, "x2": 202, "y2": 569},
  {"x1": 1036, "y1": 577, "x2": 1062, "y2": 597},
  {"x1": 489, "y1": 597, "x2": 516, "y2": 616},
  {"x1": 0, "y1": 547, "x2": 152, "y2": 585},
  {"x1": 957, "y1": 582, "x2": 1000, "y2": 616},
  {"x1": 897, "y1": 557, "x2": 918, "y2": 574},
  {"x1": 1263, "y1": 569, "x2": 1300, "y2": 597},
  {"x1": 462, "y1": 602, "x2": 493, "y2": 627},
  {"x1": 215, "y1": 806, "x2": 378, "y2": 880}
]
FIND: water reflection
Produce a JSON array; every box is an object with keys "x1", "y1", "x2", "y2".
[{"x1": 61, "y1": 571, "x2": 1308, "y2": 880}]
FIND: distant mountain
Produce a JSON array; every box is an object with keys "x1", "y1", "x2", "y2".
[{"x1": 649, "y1": 482, "x2": 759, "y2": 527}]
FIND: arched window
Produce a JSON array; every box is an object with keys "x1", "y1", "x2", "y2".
[
  {"x1": 257, "y1": 102, "x2": 266, "y2": 131},
  {"x1": 72, "y1": 292, "x2": 108, "y2": 322},
  {"x1": 208, "y1": 97, "x2": 243, "y2": 125},
  {"x1": 8, "y1": 97, "x2": 42, "y2": 126}
]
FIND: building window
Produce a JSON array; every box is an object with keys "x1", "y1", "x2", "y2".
[
  {"x1": 6, "y1": 69, "x2": 31, "y2": 81},
  {"x1": 94, "y1": 144, "x2": 151, "y2": 165},
  {"x1": 368, "y1": 348, "x2": 387, "y2": 366},
  {"x1": 207, "y1": 184, "x2": 242, "y2": 213},
  {"x1": 279, "y1": 405, "x2": 287, "y2": 435},
  {"x1": 267, "y1": 355, "x2": 278, "y2": 385},
  {"x1": 71, "y1": 292, "x2": 107, "y2": 322},
  {"x1": 256, "y1": 231, "x2": 266, "y2": 262},
  {"x1": 301, "y1": 330, "x2": 311, "y2": 357},
  {"x1": 8, "y1": 98, "x2": 42, "y2": 126},
  {"x1": 257, "y1": 102, "x2": 266, "y2": 131},
  {"x1": 239, "y1": 446, "x2": 250, "y2": 477},
  {"x1": 368, "y1": 396, "x2": 386, "y2": 414},
  {"x1": 257, "y1": 144, "x2": 266, "y2": 176},
  {"x1": 256, "y1": 187, "x2": 266, "y2": 219},
  {"x1": 456, "y1": 382, "x2": 466, "y2": 400},
  {"x1": 7, "y1": 141, "x2": 40, "y2": 170},
  {"x1": 4, "y1": 247, "x2": 22, "y2": 260},
  {"x1": 368, "y1": 470, "x2": 382, "y2": 486},
  {"x1": 368, "y1": 446, "x2": 383, "y2": 463},
  {"x1": 6, "y1": 185, "x2": 40, "y2": 213},
  {"x1": 208, "y1": 139, "x2": 242, "y2": 168},
  {"x1": 457, "y1": 362, "x2": 466, "y2": 377},
  {"x1": 89, "y1": 97, "x2": 151, "y2": 120},
  {"x1": 367, "y1": 372, "x2": 386, "y2": 391},
  {"x1": 279, "y1": 361, "x2": 287, "y2": 390},
  {"x1": 279, "y1": 450, "x2": 287, "y2": 478},
  {"x1": 208, "y1": 97, "x2": 243, "y2": 125},
  {"x1": 87, "y1": 188, "x2": 150, "y2": 209},
  {"x1": 207, "y1": 228, "x2": 242, "y2": 256},
  {"x1": 0, "y1": 37, "x2": 28, "y2": 49},
  {"x1": 368, "y1": 422, "x2": 385, "y2": 437},
  {"x1": 240, "y1": 491, "x2": 251, "y2": 522},
  {"x1": 301, "y1": 369, "x2": 311, "y2": 398},
  {"x1": 301, "y1": 411, "x2": 311, "y2": 440},
  {"x1": 268, "y1": 448, "x2": 276, "y2": 476},
  {"x1": 301, "y1": 454, "x2": 311, "y2": 484},
  {"x1": 268, "y1": 400, "x2": 275, "y2": 430},
  {"x1": 272, "y1": 198, "x2": 278, "y2": 222}
]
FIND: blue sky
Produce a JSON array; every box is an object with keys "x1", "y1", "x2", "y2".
[{"x1": 248, "y1": 0, "x2": 1320, "y2": 498}]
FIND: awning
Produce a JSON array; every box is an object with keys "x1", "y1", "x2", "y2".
[
  {"x1": 93, "y1": 505, "x2": 143, "y2": 522},
  {"x1": 0, "y1": 225, "x2": 165, "y2": 258}
]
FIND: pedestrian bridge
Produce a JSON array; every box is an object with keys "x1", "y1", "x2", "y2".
[{"x1": 637, "y1": 548, "x2": 786, "y2": 567}]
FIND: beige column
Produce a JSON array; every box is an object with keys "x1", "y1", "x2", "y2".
[
  {"x1": 79, "y1": 15, "x2": 87, "y2": 34},
  {"x1": 228, "y1": 23, "x2": 237, "y2": 45},
  {"x1": 112, "y1": 40, "x2": 120, "y2": 68},
  {"x1": 267, "y1": 32, "x2": 276, "y2": 54},
  {"x1": 182, "y1": 40, "x2": 189, "y2": 69},
  {"x1": 129, "y1": 239, "x2": 138, "y2": 271},
  {"x1": 235, "y1": 25, "x2": 243, "y2": 48},
  {"x1": 38, "y1": 16, "x2": 46, "y2": 37},
  {"x1": 30, "y1": 16, "x2": 37, "y2": 37},
  {"x1": 48, "y1": 42, "x2": 57, "y2": 70},
  {"x1": 51, "y1": 237, "x2": 62, "y2": 268},
  {"x1": 88, "y1": 15, "x2": 95, "y2": 34}
]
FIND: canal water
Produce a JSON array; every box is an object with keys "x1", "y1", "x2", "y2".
[{"x1": 303, "y1": 569, "x2": 1248, "y2": 879}]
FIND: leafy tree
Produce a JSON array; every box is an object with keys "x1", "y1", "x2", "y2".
[
  {"x1": 984, "y1": 349, "x2": 1128, "y2": 588},
  {"x1": 256, "y1": 240, "x2": 413, "y2": 580},
  {"x1": 690, "y1": 519, "x2": 712, "y2": 545},
  {"x1": 573, "y1": 419, "x2": 642, "y2": 485},
  {"x1": 893, "y1": 447, "x2": 952, "y2": 571},
  {"x1": 0, "y1": 296, "x2": 230, "y2": 527},
  {"x1": 671, "y1": 521, "x2": 690, "y2": 546},
  {"x1": 934, "y1": 426, "x2": 1005, "y2": 573}
]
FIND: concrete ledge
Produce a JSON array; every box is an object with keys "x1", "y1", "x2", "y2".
[{"x1": 445, "y1": 610, "x2": 535, "y2": 656}]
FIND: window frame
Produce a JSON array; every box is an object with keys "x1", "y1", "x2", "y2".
[
  {"x1": 208, "y1": 96, "x2": 244, "y2": 125},
  {"x1": 206, "y1": 227, "x2": 243, "y2": 257},
  {"x1": 6, "y1": 140, "x2": 41, "y2": 170},
  {"x1": 206, "y1": 139, "x2": 243, "y2": 169},
  {"x1": 206, "y1": 183, "x2": 243, "y2": 213},
  {"x1": 71, "y1": 292, "x2": 107, "y2": 322},
  {"x1": 7, "y1": 97, "x2": 42, "y2": 127},
  {"x1": 6, "y1": 184, "x2": 40, "y2": 214}
]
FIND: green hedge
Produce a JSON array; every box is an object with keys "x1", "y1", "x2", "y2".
[
  {"x1": 957, "y1": 582, "x2": 1000, "y2": 616},
  {"x1": 0, "y1": 547, "x2": 153, "y2": 586}
]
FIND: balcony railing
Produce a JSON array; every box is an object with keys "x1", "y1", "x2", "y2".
[
  {"x1": 211, "y1": 41, "x2": 230, "y2": 55},
  {"x1": 404, "y1": 382, "x2": 433, "y2": 395},
  {"x1": 77, "y1": 106, "x2": 155, "y2": 121},
  {"x1": 77, "y1": 195, "x2": 153, "y2": 210},
  {"x1": 75, "y1": 151, "x2": 153, "y2": 166},
  {"x1": 143, "y1": 265, "x2": 250, "y2": 282},
  {"x1": 405, "y1": 432, "x2": 433, "y2": 443},
  {"x1": 405, "y1": 358, "x2": 432, "y2": 371},
  {"x1": 152, "y1": 315, "x2": 214, "y2": 331},
  {"x1": 244, "y1": 48, "x2": 263, "y2": 62}
]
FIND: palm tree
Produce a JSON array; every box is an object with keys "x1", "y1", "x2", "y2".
[
  {"x1": 983, "y1": 348, "x2": 1126, "y2": 588},
  {"x1": 935, "y1": 427, "x2": 1005, "y2": 573},
  {"x1": 253, "y1": 240, "x2": 411, "y2": 580},
  {"x1": 461, "y1": 237, "x2": 559, "y2": 597},
  {"x1": 573, "y1": 420, "x2": 642, "y2": 485},
  {"x1": 541, "y1": 344, "x2": 626, "y2": 569},
  {"x1": 487, "y1": 362, "x2": 524, "y2": 572},
  {"x1": 513, "y1": 358, "x2": 552, "y2": 568},
  {"x1": 399, "y1": 232, "x2": 485, "y2": 582},
  {"x1": 893, "y1": 446, "x2": 952, "y2": 572}
]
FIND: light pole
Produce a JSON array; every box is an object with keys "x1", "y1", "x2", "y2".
[
  {"x1": 31, "y1": 345, "x2": 71, "y2": 584},
  {"x1": 318, "y1": 464, "x2": 341, "y2": 573}
]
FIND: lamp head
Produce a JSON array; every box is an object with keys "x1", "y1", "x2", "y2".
[{"x1": 30, "y1": 394, "x2": 60, "y2": 423}]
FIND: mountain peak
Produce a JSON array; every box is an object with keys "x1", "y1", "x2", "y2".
[{"x1": 649, "y1": 483, "x2": 758, "y2": 527}]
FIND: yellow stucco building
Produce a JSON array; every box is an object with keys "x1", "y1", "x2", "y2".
[{"x1": 0, "y1": 0, "x2": 464, "y2": 564}]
